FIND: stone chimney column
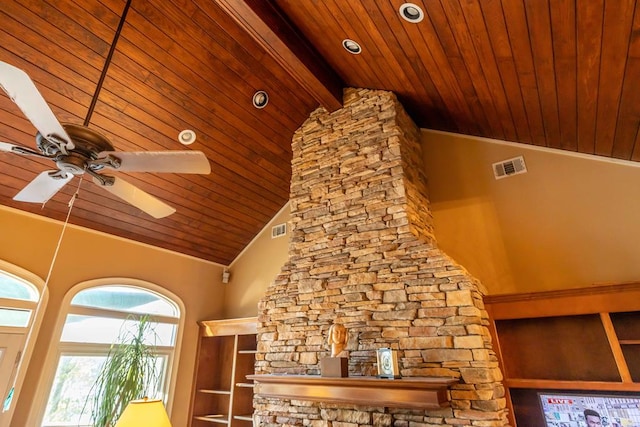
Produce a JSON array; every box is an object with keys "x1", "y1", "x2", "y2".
[{"x1": 255, "y1": 88, "x2": 509, "y2": 427}]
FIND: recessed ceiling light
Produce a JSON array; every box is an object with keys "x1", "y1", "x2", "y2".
[
  {"x1": 252, "y1": 90, "x2": 269, "y2": 109},
  {"x1": 342, "y1": 39, "x2": 362, "y2": 55},
  {"x1": 399, "y1": 3, "x2": 424, "y2": 23},
  {"x1": 178, "y1": 129, "x2": 196, "y2": 145}
]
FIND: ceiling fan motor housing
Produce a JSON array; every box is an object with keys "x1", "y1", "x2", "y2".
[
  {"x1": 55, "y1": 152, "x2": 90, "y2": 175},
  {"x1": 36, "y1": 124, "x2": 117, "y2": 175},
  {"x1": 62, "y1": 123, "x2": 114, "y2": 157}
]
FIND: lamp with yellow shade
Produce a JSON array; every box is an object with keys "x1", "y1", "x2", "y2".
[{"x1": 114, "y1": 398, "x2": 172, "y2": 427}]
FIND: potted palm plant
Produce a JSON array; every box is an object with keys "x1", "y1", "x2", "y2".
[{"x1": 85, "y1": 314, "x2": 161, "y2": 427}]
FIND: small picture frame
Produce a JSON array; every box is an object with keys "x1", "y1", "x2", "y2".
[{"x1": 376, "y1": 348, "x2": 400, "y2": 379}]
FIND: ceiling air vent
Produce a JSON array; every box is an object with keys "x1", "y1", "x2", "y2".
[
  {"x1": 492, "y1": 156, "x2": 527, "y2": 180},
  {"x1": 271, "y1": 223, "x2": 287, "y2": 238}
]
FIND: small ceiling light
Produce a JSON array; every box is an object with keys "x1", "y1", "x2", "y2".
[
  {"x1": 252, "y1": 90, "x2": 269, "y2": 109},
  {"x1": 342, "y1": 39, "x2": 362, "y2": 55},
  {"x1": 178, "y1": 129, "x2": 196, "y2": 145},
  {"x1": 399, "y1": 3, "x2": 424, "y2": 23}
]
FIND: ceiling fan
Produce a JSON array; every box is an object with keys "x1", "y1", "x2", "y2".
[{"x1": 0, "y1": 60, "x2": 210, "y2": 218}]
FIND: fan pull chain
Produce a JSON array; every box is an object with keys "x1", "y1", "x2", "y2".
[{"x1": 44, "y1": 175, "x2": 84, "y2": 286}]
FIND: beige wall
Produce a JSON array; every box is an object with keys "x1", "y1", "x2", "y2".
[
  {"x1": 0, "y1": 206, "x2": 227, "y2": 426},
  {"x1": 224, "y1": 205, "x2": 290, "y2": 318},
  {"x1": 422, "y1": 129, "x2": 640, "y2": 294},
  {"x1": 228, "y1": 130, "x2": 640, "y2": 311}
]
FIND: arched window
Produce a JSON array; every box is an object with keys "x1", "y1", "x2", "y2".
[
  {"x1": 0, "y1": 271, "x2": 39, "y2": 328},
  {"x1": 40, "y1": 281, "x2": 182, "y2": 427},
  {"x1": 0, "y1": 263, "x2": 45, "y2": 427}
]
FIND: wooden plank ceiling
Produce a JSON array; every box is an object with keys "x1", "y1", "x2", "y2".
[{"x1": 1, "y1": 0, "x2": 638, "y2": 265}]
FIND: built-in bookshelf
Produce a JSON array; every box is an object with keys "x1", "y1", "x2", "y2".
[
  {"x1": 485, "y1": 283, "x2": 640, "y2": 426},
  {"x1": 189, "y1": 317, "x2": 257, "y2": 427}
]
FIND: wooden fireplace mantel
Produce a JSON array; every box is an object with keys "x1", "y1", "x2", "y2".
[{"x1": 247, "y1": 374, "x2": 459, "y2": 409}]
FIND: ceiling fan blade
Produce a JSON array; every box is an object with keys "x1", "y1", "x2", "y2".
[
  {"x1": 93, "y1": 176, "x2": 176, "y2": 219},
  {"x1": 14, "y1": 170, "x2": 73, "y2": 203},
  {"x1": 98, "y1": 151, "x2": 211, "y2": 174},
  {"x1": 1, "y1": 140, "x2": 52, "y2": 158},
  {"x1": 0, "y1": 61, "x2": 74, "y2": 151},
  {"x1": 0, "y1": 142, "x2": 17, "y2": 152}
]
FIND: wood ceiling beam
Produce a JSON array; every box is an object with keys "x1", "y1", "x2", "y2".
[{"x1": 213, "y1": 0, "x2": 344, "y2": 112}]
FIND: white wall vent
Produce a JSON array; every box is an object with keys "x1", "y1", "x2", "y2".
[
  {"x1": 271, "y1": 223, "x2": 287, "y2": 238},
  {"x1": 492, "y1": 156, "x2": 527, "y2": 179}
]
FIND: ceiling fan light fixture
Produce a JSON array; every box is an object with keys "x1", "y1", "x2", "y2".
[
  {"x1": 342, "y1": 39, "x2": 362, "y2": 55},
  {"x1": 399, "y1": 3, "x2": 424, "y2": 23},
  {"x1": 252, "y1": 90, "x2": 269, "y2": 109},
  {"x1": 178, "y1": 129, "x2": 196, "y2": 145}
]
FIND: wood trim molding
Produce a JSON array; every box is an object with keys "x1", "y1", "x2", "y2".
[
  {"x1": 248, "y1": 375, "x2": 459, "y2": 409},
  {"x1": 485, "y1": 282, "x2": 640, "y2": 319},
  {"x1": 485, "y1": 282, "x2": 640, "y2": 304},
  {"x1": 214, "y1": 0, "x2": 344, "y2": 111},
  {"x1": 200, "y1": 317, "x2": 257, "y2": 336}
]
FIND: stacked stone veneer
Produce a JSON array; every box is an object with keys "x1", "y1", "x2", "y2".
[{"x1": 254, "y1": 88, "x2": 509, "y2": 427}]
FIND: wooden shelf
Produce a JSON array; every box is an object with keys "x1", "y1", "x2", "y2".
[
  {"x1": 193, "y1": 414, "x2": 228, "y2": 424},
  {"x1": 505, "y1": 378, "x2": 640, "y2": 392},
  {"x1": 235, "y1": 382, "x2": 254, "y2": 388},
  {"x1": 198, "y1": 389, "x2": 231, "y2": 395},
  {"x1": 233, "y1": 415, "x2": 253, "y2": 421},
  {"x1": 238, "y1": 350, "x2": 257, "y2": 354},
  {"x1": 248, "y1": 374, "x2": 458, "y2": 409}
]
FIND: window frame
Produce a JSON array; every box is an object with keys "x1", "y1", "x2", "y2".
[
  {"x1": 43, "y1": 345, "x2": 173, "y2": 427},
  {"x1": 0, "y1": 259, "x2": 46, "y2": 427},
  {"x1": 29, "y1": 278, "x2": 184, "y2": 427}
]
